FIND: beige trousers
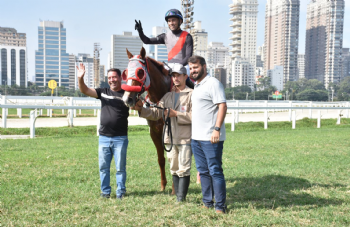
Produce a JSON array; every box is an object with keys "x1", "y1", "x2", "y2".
[{"x1": 165, "y1": 144, "x2": 192, "y2": 177}]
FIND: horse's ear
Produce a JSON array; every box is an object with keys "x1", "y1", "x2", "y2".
[
  {"x1": 126, "y1": 48, "x2": 133, "y2": 59},
  {"x1": 140, "y1": 47, "x2": 146, "y2": 59}
]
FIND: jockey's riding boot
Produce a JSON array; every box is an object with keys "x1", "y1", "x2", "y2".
[
  {"x1": 177, "y1": 175, "x2": 190, "y2": 202},
  {"x1": 172, "y1": 175, "x2": 180, "y2": 199},
  {"x1": 186, "y1": 78, "x2": 194, "y2": 89}
]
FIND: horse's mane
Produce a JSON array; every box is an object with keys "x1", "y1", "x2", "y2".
[{"x1": 146, "y1": 57, "x2": 169, "y2": 76}]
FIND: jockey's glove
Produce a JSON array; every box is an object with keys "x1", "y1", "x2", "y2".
[{"x1": 135, "y1": 20, "x2": 143, "y2": 32}]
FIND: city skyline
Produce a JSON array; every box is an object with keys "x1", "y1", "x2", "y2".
[{"x1": 1, "y1": 0, "x2": 349, "y2": 82}]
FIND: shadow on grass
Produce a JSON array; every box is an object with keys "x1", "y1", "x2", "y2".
[{"x1": 226, "y1": 175, "x2": 345, "y2": 209}]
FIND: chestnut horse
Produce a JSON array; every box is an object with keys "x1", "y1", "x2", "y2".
[{"x1": 121, "y1": 47, "x2": 173, "y2": 192}]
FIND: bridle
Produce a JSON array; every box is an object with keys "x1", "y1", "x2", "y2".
[
  {"x1": 121, "y1": 55, "x2": 151, "y2": 100},
  {"x1": 121, "y1": 56, "x2": 173, "y2": 152}
]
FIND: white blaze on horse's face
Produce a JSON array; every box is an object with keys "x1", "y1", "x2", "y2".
[{"x1": 122, "y1": 79, "x2": 137, "y2": 107}]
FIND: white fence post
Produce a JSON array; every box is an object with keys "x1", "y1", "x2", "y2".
[
  {"x1": 264, "y1": 101, "x2": 268, "y2": 129},
  {"x1": 337, "y1": 110, "x2": 341, "y2": 125},
  {"x1": 289, "y1": 101, "x2": 292, "y2": 122},
  {"x1": 68, "y1": 97, "x2": 74, "y2": 127},
  {"x1": 17, "y1": 108, "x2": 22, "y2": 118},
  {"x1": 97, "y1": 109, "x2": 101, "y2": 136},
  {"x1": 231, "y1": 111, "x2": 235, "y2": 131},
  {"x1": 40, "y1": 109, "x2": 43, "y2": 116},
  {"x1": 1, "y1": 96, "x2": 7, "y2": 128},
  {"x1": 30, "y1": 110, "x2": 36, "y2": 138},
  {"x1": 94, "y1": 109, "x2": 97, "y2": 116},
  {"x1": 347, "y1": 102, "x2": 349, "y2": 118},
  {"x1": 317, "y1": 110, "x2": 321, "y2": 128},
  {"x1": 235, "y1": 100, "x2": 239, "y2": 123},
  {"x1": 292, "y1": 110, "x2": 296, "y2": 129},
  {"x1": 309, "y1": 101, "x2": 313, "y2": 119}
]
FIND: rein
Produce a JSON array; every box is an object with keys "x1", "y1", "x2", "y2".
[{"x1": 139, "y1": 96, "x2": 173, "y2": 152}]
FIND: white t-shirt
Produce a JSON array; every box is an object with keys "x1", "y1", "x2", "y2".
[{"x1": 191, "y1": 74, "x2": 226, "y2": 141}]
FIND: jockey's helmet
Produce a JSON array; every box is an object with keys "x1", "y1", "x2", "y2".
[{"x1": 165, "y1": 9, "x2": 183, "y2": 23}]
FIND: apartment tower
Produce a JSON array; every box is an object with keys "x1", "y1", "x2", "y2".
[
  {"x1": 264, "y1": 0, "x2": 300, "y2": 84},
  {"x1": 229, "y1": 0, "x2": 258, "y2": 89},
  {"x1": 0, "y1": 27, "x2": 27, "y2": 87},
  {"x1": 304, "y1": 0, "x2": 345, "y2": 88}
]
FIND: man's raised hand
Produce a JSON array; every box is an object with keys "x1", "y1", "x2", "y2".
[{"x1": 76, "y1": 63, "x2": 85, "y2": 79}]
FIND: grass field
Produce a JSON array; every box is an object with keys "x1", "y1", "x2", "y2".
[{"x1": 1, "y1": 123, "x2": 350, "y2": 226}]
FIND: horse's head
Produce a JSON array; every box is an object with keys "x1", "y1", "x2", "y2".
[{"x1": 121, "y1": 47, "x2": 150, "y2": 107}]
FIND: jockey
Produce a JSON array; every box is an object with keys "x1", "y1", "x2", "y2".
[{"x1": 135, "y1": 9, "x2": 194, "y2": 88}]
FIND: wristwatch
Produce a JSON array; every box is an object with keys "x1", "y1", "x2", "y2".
[{"x1": 214, "y1": 127, "x2": 220, "y2": 131}]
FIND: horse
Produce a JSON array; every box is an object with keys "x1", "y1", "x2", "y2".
[{"x1": 121, "y1": 47, "x2": 173, "y2": 193}]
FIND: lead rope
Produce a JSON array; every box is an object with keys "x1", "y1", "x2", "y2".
[{"x1": 139, "y1": 96, "x2": 173, "y2": 152}]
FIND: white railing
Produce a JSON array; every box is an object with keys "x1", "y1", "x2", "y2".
[{"x1": 1, "y1": 95, "x2": 350, "y2": 139}]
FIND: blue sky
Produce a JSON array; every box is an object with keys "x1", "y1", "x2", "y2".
[{"x1": 1, "y1": 0, "x2": 349, "y2": 82}]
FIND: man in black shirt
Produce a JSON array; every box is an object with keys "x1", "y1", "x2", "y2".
[{"x1": 77, "y1": 63, "x2": 130, "y2": 200}]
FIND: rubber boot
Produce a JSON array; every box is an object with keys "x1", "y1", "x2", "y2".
[
  {"x1": 177, "y1": 176, "x2": 190, "y2": 202},
  {"x1": 172, "y1": 175, "x2": 179, "y2": 199}
]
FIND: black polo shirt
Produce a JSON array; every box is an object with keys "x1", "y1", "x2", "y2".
[{"x1": 95, "y1": 88, "x2": 129, "y2": 137}]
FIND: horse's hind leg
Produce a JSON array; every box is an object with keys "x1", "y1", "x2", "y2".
[{"x1": 150, "y1": 125, "x2": 167, "y2": 192}]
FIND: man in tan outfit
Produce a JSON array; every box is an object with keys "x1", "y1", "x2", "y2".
[{"x1": 132, "y1": 63, "x2": 192, "y2": 202}]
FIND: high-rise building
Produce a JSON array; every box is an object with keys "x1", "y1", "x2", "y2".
[
  {"x1": 73, "y1": 53, "x2": 94, "y2": 89},
  {"x1": 297, "y1": 54, "x2": 305, "y2": 79},
  {"x1": 191, "y1": 21, "x2": 208, "y2": 58},
  {"x1": 35, "y1": 21, "x2": 69, "y2": 87},
  {"x1": 68, "y1": 54, "x2": 76, "y2": 90},
  {"x1": 111, "y1": 32, "x2": 143, "y2": 71},
  {"x1": 229, "y1": 0, "x2": 258, "y2": 64},
  {"x1": 214, "y1": 67, "x2": 227, "y2": 88},
  {"x1": 341, "y1": 48, "x2": 350, "y2": 79},
  {"x1": 0, "y1": 27, "x2": 27, "y2": 87},
  {"x1": 304, "y1": 0, "x2": 345, "y2": 88},
  {"x1": 257, "y1": 44, "x2": 265, "y2": 61},
  {"x1": 0, "y1": 27, "x2": 26, "y2": 47},
  {"x1": 206, "y1": 42, "x2": 230, "y2": 66},
  {"x1": 231, "y1": 57, "x2": 255, "y2": 88},
  {"x1": 229, "y1": 0, "x2": 258, "y2": 90},
  {"x1": 99, "y1": 65, "x2": 105, "y2": 83},
  {"x1": 148, "y1": 26, "x2": 169, "y2": 63},
  {"x1": 264, "y1": 0, "x2": 300, "y2": 85},
  {"x1": 268, "y1": 65, "x2": 284, "y2": 91}
]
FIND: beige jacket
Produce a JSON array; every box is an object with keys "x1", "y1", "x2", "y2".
[{"x1": 140, "y1": 86, "x2": 192, "y2": 144}]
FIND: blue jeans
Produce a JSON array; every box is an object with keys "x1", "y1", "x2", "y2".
[
  {"x1": 98, "y1": 135, "x2": 128, "y2": 196},
  {"x1": 191, "y1": 140, "x2": 226, "y2": 211}
]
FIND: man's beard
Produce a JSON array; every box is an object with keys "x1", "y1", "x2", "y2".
[{"x1": 192, "y1": 67, "x2": 205, "y2": 81}]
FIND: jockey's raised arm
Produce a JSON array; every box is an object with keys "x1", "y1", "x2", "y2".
[{"x1": 135, "y1": 9, "x2": 194, "y2": 87}]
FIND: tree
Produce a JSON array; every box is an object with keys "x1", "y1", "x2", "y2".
[
  {"x1": 257, "y1": 77, "x2": 271, "y2": 90},
  {"x1": 225, "y1": 86, "x2": 251, "y2": 100},
  {"x1": 296, "y1": 89, "x2": 328, "y2": 101},
  {"x1": 336, "y1": 77, "x2": 350, "y2": 101}
]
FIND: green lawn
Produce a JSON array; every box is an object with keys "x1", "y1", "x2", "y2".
[{"x1": 1, "y1": 125, "x2": 350, "y2": 226}]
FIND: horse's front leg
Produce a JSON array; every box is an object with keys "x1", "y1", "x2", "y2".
[{"x1": 149, "y1": 120, "x2": 168, "y2": 192}]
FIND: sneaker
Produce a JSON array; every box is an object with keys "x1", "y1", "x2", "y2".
[
  {"x1": 216, "y1": 209, "x2": 226, "y2": 214},
  {"x1": 100, "y1": 193, "x2": 110, "y2": 199},
  {"x1": 116, "y1": 194, "x2": 123, "y2": 200}
]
